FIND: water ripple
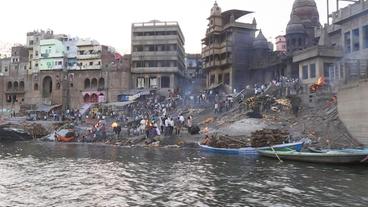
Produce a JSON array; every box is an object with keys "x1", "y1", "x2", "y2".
[{"x1": 0, "y1": 142, "x2": 367, "y2": 206}]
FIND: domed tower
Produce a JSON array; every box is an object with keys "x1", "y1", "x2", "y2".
[
  {"x1": 208, "y1": 1, "x2": 223, "y2": 33},
  {"x1": 286, "y1": 0, "x2": 320, "y2": 53},
  {"x1": 253, "y1": 30, "x2": 269, "y2": 50}
]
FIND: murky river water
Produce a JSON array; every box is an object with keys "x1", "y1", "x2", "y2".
[{"x1": 0, "y1": 142, "x2": 367, "y2": 207}]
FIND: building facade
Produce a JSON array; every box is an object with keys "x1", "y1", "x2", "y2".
[
  {"x1": 131, "y1": 20, "x2": 186, "y2": 96},
  {"x1": 0, "y1": 30, "x2": 131, "y2": 113},
  {"x1": 202, "y1": 2, "x2": 287, "y2": 91},
  {"x1": 185, "y1": 53, "x2": 202, "y2": 79},
  {"x1": 202, "y1": 2, "x2": 258, "y2": 91},
  {"x1": 293, "y1": 0, "x2": 368, "y2": 86}
]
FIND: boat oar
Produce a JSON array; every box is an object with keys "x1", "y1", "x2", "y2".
[{"x1": 270, "y1": 146, "x2": 283, "y2": 162}]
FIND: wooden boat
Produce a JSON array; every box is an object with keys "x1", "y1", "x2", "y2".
[
  {"x1": 55, "y1": 129, "x2": 75, "y2": 142},
  {"x1": 257, "y1": 148, "x2": 368, "y2": 164},
  {"x1": 198, "y1": 142, "x2": 304, "y2": 155}
]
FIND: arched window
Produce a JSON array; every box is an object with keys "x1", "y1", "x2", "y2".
[
  {"x1": 84, "y1": 78, "x2": 90, "y2": 89},
  {"x1": 20, "y1": 81, "x2": 25, "y2": 90},
  {"x1": 7, "y1": 82, "x2": 12, "y2": 90},
  {"x1": 34, "y1": 83, "x2": 39, "y2": 91},
  {"x1": 98, "y1": 77, "x2": 105, "y2": 89},
  {"x1": 83, "y1": 94, "x2": 90, "y2": 103},
  {"x1": 91, "y1": 93, "x2": 98, "y2": 102},
  {"x1": 13, "y1": 81, "x2": 19, "y2": 91},
  {"x1": 91, "y1": 78, "x2": 97, "y2": 89},
  {"x1": 42, "y1": 76, "x2": 53, "y2": 98}
]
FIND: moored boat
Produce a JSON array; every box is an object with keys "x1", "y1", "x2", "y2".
[
  {"x1": 257, "y1": 148, "x2": 368, "y2": 164},
  {"x1": 55, "y1": 129, "x2": 75, "y2": 142},
  {"x1": 198, "y1": 142, "x2": 304, "y2": 155}
]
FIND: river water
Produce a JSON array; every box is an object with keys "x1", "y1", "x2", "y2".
[{"x1": 0, "y1": 142, "x2": 367, "y2": 207}]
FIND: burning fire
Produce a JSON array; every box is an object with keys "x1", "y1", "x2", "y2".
[
  {"x1": 316, "y1": 76, "x2": 325, "y2": 86},
  {"x1": 310, "y1": 76, "x2": 326, "y2": 93}
]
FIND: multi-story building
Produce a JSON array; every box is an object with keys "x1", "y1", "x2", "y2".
[
  {"x1": 131, "y1": 20, "x2": 186, "y2": 95},
  {"x1": 26, "y1": 30, "x2": 54, "y2": 73},
  {"x1": 185, "y1": 53, "x2": 202, "y2": 79},
  {"x1": 76, "y1": 39, "x2": 115, "y2": 70},
  {"x1": 202, "y1": 2, "x2": 257, "y2": 90},
  {"x1": 39, "y1": 39, "x2": 66, "y2": 70},
  {"x1": 0, "y1": 30, "x2": 131, "y2": 112},
  {"x1": 290, "y1": 0, "x2": 368, "y2": 145}
]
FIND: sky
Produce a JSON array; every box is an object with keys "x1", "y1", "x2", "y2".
[{"x1": 0, "y1": 0, "x2": 352, "y2": 54}]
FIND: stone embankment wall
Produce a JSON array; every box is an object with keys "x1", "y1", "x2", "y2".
[{"x1": 337, "y1": 79, "x2": 368, "y2": 145}]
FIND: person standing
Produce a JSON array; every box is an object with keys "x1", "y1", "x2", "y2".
[{"x1": 187, "y1": 116, "x2": 192, "y2": 133}]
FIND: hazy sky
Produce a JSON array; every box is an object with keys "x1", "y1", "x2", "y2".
[{"x1": 0, "y1": 0, "x2": 351, "y2": 54}]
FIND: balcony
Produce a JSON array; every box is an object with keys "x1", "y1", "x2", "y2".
[
  {"x1": 131, "y1": 51, "x2": 178, "y2": 60},
  {"x1": 5, "y1": 88, "x2": 25, "y2": 94},
  {"x1": 131, "y1": 67, "x2": 180, "y2": 74},
  {"x1": 77, "y1": 53, "x2": 101, "y2": 60},
  {"x1": 78, "y1": 65, "x2": 102, "y2": 70},
  {"x1": 203, "y1": 58, "x2": 232, "y2": 69},
  {"x1": 332, "y1": 1, "x2": 368, "y2": 24}
]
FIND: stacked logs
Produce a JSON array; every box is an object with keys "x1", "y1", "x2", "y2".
[
  {"x1": 201, "y1": 134, "x2": 251, "y2": 148},
  {"x1": 251, "y1": 128, "x2": 289, "y2": 148}
]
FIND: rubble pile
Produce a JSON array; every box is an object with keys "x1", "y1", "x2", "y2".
[
  {"x1": 251, "y1": 128, "x2": 289, "y2": 147},
  {"x1": 201, "y1": 134, "x2": 251, "y2": 148}
]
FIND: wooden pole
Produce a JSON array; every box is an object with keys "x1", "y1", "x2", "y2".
[{"x1": 271, "y1": 146, "x2": 283, "y2": 162}]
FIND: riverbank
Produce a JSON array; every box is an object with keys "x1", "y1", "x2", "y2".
[{"x1": 0, "y1": 84, "x2": 361, "y2": 149}]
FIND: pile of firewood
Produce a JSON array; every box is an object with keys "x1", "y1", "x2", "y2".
[
  {"x1": 251, "y1": 128, "x2": 289, "y2": 147},
  {"x1": 201, "y1": 134, "x2": 251, "y2": 148},
  {"x1": 23, "y1": 123, "x2": 49, "y2": 138}
]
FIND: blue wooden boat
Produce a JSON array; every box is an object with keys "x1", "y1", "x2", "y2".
[
  {"x1": 198, "y1": 142, "x2": 304, "y2": 155},
  {"x1": 258, "y1": 147, "x2": 368, "y2": 164}
]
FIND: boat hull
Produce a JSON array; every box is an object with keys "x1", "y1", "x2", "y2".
[
  {"x1": 198, "y1": 142, "x2": 304, "y2": 155},
  {"x1": 258, "y1": 150, "x2": 368, "y2": 164}
]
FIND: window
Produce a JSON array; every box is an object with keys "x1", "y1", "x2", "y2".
[
  {"x1": 310, "y1": 64, "x2": 316, "y2": 78},
  {"x1": 89, "y1": 62, "x2": 93, "y2": 66},
  {"x1": 302, "y1": 65, "x2": 308, "y2": 79},
  {"x1": 340, "y1": 63, "x2": 344, "y2": 79},
  {"x1": 291, "y1": 38, "x2": 296, "y2": 46},
  {"x1": 344, "y1": 31, "x2": 351, "y2": 54},
  {"x1": 210, "y1": 75, "x2": 215, "y2": 84},
  {"x1": 67, "y1": 46, "x2": 70, "y2": 51},
  {"x1": 161, "y1": 76, "x2": 170, "y2": 88},
  {"x1": 149, "y1": 77, "x2": 158, "y2": 88},
  {"x1": 324, "y1": 63, "x2": 333, "y2": 78},
  {"x1": 352, "y1": 28, "x2": 360, "y2": 51},
  {"x1": 224, "y1": 73, "x2": 230, "y2": 85},
  {"x1": 363, "y1": 25, "x2": 368, "y2": 48},
  {"x1": 137, "y1": 77, "x2": 145, "y2": 88},
  {"x1": 34, "y1": 83, "x2": 39, "y2": 91},
  {"x1": 218, "y1": 74, "x2": 223, "y2": 83},
  {"x1": 84, "y1": 79, "x2": 90, "y2": 89}
]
